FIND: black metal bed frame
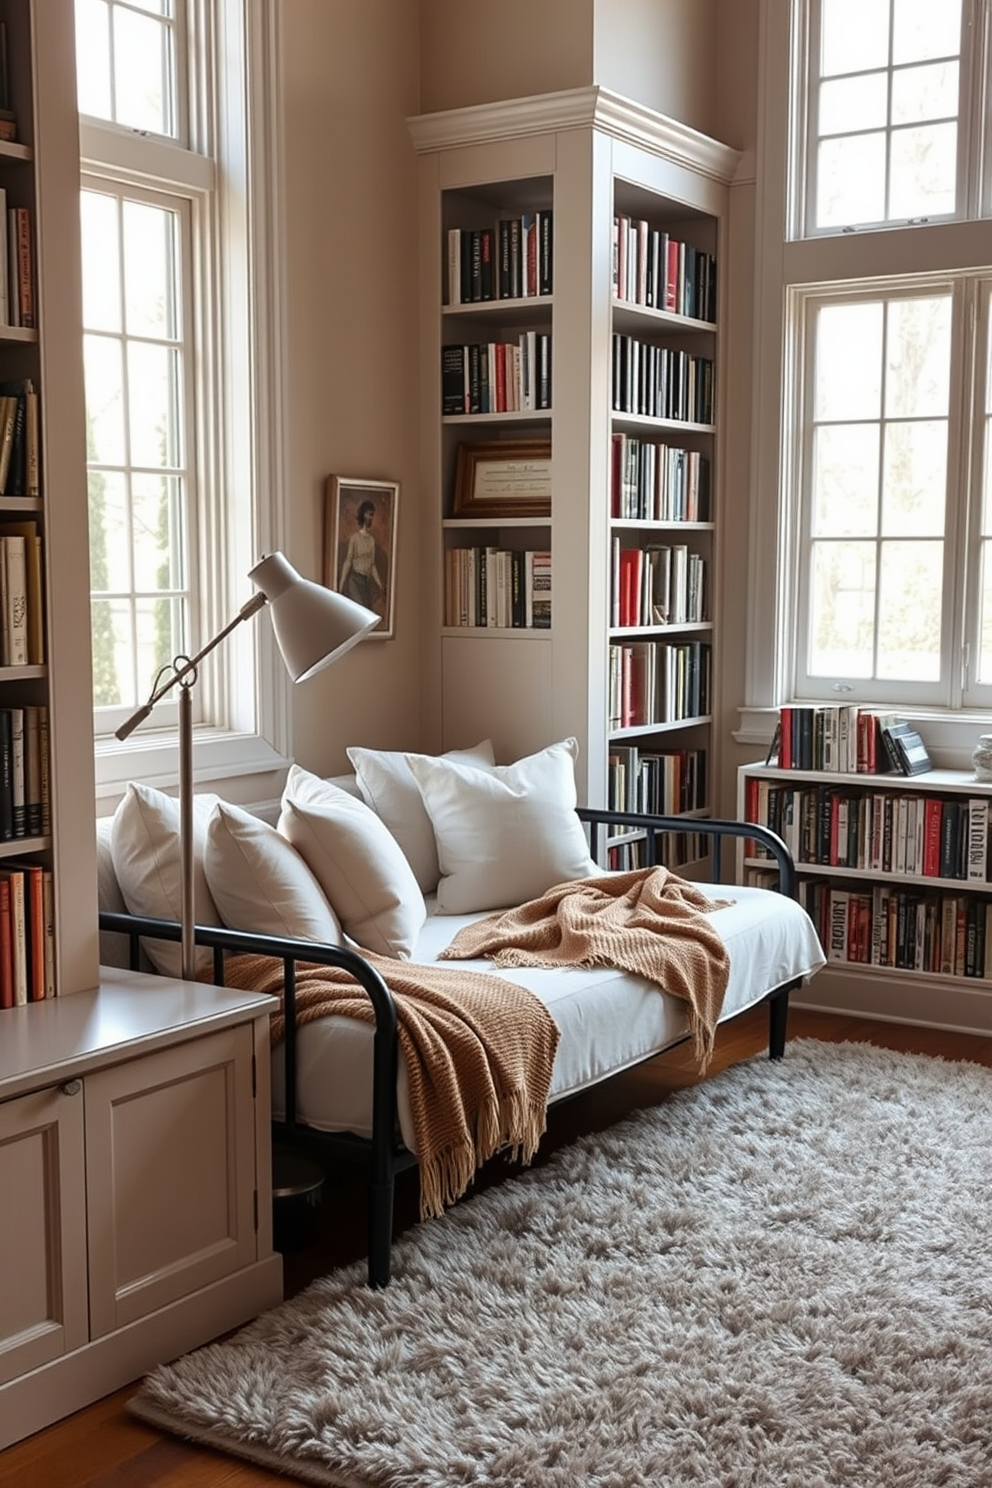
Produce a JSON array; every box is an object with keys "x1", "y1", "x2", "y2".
[{"x1": 98, "y1": 806, "x2": 798, "y2": 1289}]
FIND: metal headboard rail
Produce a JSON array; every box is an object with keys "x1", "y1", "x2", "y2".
[{"x1": 575, "y1": 806, "x2": 797, "y2": 902}]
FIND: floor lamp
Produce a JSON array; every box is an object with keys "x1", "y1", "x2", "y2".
[{"x1": 116, "y1": 551, "x2": 380, "y2": 981}]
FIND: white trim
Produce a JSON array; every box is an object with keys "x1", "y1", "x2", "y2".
[{"x1": 408, "y1": 86, "x2": 741, "y2": 185}]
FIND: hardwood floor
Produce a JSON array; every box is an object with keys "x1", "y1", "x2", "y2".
[{"x1": 4, "y1": 1006, "x2": 991, "y2": 1487}]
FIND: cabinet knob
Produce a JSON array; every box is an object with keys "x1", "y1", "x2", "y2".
[{"x1": 59, "y1": 1079, "x2": 81, "y2": 1097}]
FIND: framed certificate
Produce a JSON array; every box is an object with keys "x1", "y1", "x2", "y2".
[{"x1": 452, "y1": 439, "x2": 552, "y2": 518}]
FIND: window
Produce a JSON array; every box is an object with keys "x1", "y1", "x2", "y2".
[
  {"x1": 75, "y1": 0, "x2": 290, "y2": 793},
  {"x1": 744, "y1": 2, "x2": 992, "y2": 754},
  {"x1": 797, "y1": 0, "x2": 990, "y2": 237}
]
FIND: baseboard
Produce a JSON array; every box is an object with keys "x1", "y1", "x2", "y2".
[
  {"x1": 0, "y1": 1254, "x2": 283, "y2": 1451},
  {"x1": 793, "y1": 964, "x2": 992, "y2": 1036}
]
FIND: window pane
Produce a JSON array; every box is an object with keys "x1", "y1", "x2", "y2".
[
  {"x1": 880, "y1": 421, "x2": 947, "y2": 534},
  {"x1": 891, "y1": 61, "x2": 959, "y2": 126},
  {"x1": 817, "y1": 133, "x2": 886, "y2": 229},
  {"x1": 885, "y1": 297, "x2": 951, "y2": 419},
  {"x1": 876, "y1": 540, "x2": 942, "y2": 679},
  {"x1": 815, "y1": 303, "x2": 883, "y2": 420},
  {"x1": 127, "y1": 342, "x2": 182, "y2": 468},
  {"x1": 819, "y1": 73, "x2": 887, "y2": 135},
  {"x1": 821, "y1": 0, "x2": 889, "y2": 75},
  {"x1": 114, "y1": 7, "x2": 174, "y2": 136},
  {"x1": 889, "y1": 121, "x2": 958, "y2": 218},
  {"x1": 808, "y1": 540, "x2": 876, "y2": 677},
  {"x1": 131, "y1": 474, "x2": 184, "y2": 591},
  {"x1": 80, "y1": 192, "x2": 121, "y2": 333},
  {"x1": 135, "y1": 595, "x2": 184, "y2": 694},
  {"x1": 74, "y1": 0, "x2": 112, "y2": 119},
  {"x1": 891, "y1": 0, "x2": 961, "y2": 66},
  {"x1": 88, "y1": 470, "x2": 129, "y2": 593},
  {"x1": 123, "y1": 200, "x2": 179, "y2": 339},
  {"x1": 90, "y1": 597, "x2": 131, "y2": 708},
  {"x1": 83, "y1": 334, "x2": 127, "y2": 465},
  {"x1": 811, "y1": 425, "x2": 879, "y2": 536}
]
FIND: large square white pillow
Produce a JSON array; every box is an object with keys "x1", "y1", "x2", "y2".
[
  {"x1": 278, "y1": 764, "x2": 426, "y2": 959},
  {"x1": 110, "y1": 782, "x2": 224, "y2": 978},
  {"x1": 203, "y1": 801, "x2": 344, "y2": 944},
  {"x1": 405, "y1": 737, "x2": 600, "y2": 914},
  {"x1": 346, "y1": 739, "x2": 496, "y2": 893}
]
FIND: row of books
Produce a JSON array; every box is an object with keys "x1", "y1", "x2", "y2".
[
  {"x1": 442, "y1": 333, "x2": 552, "y2": 415},
  {"x1": 611, "y1": 541, "x2": 706, "y2": 629},
  {"x1": 0, "y1": 860, "x2": 55, "y2": 1008},
  {"x1": 443, "y1": 546, "x2": 551, "y2": 629},
  {"x1": 611, "y1": 335, "x2": 714, "y2": 425},
  {"x1": 0, "y1": 524, "x2": 44, "y2": 665},
  {"x1": 797, "y1": 878, "x2": 992, "y2": 980},
  {"x1": 768, "y1": 704, "x2": 931, "y2": 776},
  {"x1": 608, "y1": 829, "x2": 708, "y2": 872},
  {"x1": 608, "y1": 744, "x2": 707, "y2": 817},
  {"x1": 744, "y1": 779, "x2": 991, "y2": 883},
  {"x1": 610, "y1": 434, "x2": 711, "y2": 523},
  {"x1": 0, "y1": 380, "x2": 40, "y2": 497},
  {"x1": 609, "y1": 639, "x2": 712, "y2": 730},
  {"x1": 613, "y1": 215, "x2": 717, "y2": 323},
  {"x1": 0, "y1": 705, "x2": 49, "y2": 841},
  {"x1": 0, "y1": 191, "x2": 34, "y2": 329},
  {"x1": 446, "y1": 212, "x2": 553, "y2": 304}
]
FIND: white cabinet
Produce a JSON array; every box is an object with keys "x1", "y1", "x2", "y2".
[{"x1": 0, "y1": 973, "x2": 283, "y2": 1450}]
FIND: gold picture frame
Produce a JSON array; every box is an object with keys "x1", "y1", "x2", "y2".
[
  {"x1": 324, "y1": 476, "x2": 399, "y2": 640},
  {"x1": 452, "y1": 439, "x2": 552, "y2": 519}
]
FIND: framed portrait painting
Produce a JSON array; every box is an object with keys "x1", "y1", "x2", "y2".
[{"x1": 324, "y1": 476, "x2": 398, "y2": 640}]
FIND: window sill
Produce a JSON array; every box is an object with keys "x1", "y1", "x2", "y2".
[{"x1": 94, "y1": 725, "x2": 289, "y2": 807}]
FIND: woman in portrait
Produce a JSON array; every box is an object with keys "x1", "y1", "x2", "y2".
[{"x1": 339, "y1": 499, "x2": 386, "y2": 615}]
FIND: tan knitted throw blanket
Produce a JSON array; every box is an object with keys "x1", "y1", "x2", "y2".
[
  {"x1": 218, "y1": 950, "x2": 560, "y2": 1221},
  {"x1": 440, "y1": 866, "x2": 732, "y2": 1071}
]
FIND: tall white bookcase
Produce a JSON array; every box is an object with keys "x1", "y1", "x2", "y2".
[{"x1": 409, "y1": 89, "x2": 739, "y2": 843}]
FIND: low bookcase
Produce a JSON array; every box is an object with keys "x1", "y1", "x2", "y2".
[{"x1": 737, "y1": 762, "x2": 992, "y2": 1033}]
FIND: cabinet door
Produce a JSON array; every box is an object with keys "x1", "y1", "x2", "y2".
[
  {"x1": 84, "y1": 1025, "x2": 258, "y2": 1338},
  {"x1": 0, "y1": 1083, "x2": 88, "y2": 1384}
]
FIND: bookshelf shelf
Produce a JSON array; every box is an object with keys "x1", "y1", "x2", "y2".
[{"x1": 738, "y1": 759, "x2": 992, "y2": 995}]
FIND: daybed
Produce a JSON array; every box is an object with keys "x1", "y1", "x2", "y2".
[{"x1": 96, "y1": 738, "x2": 826, "y2": 1287}]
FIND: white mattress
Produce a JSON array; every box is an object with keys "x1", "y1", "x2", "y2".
[{"x1": 271, "y1": 883, "x2": 826, "y2": 1151}]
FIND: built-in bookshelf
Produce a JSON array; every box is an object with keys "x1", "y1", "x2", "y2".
[
  {"x1": 738, "y1": 760, "x2": 992, "y2": 1023},
  {"x1": 0, "y1": 0, "x2": 98, "y2": 1008},
  {"x1": 410, "y1": 90, "x2": 738, "y2": 838}
]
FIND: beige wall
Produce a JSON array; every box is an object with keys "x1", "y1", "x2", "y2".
[
  {"x1": 280, "y1": 0, "x2": 424, "y2": 776},
  {"x1": 418, "y1": 0, "x2": 594, "y2": 112},
  {"x1": 593, "y1": 0, "x2": 719, "y2": 136}
]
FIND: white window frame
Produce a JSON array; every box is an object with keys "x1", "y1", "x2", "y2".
[
  {"x1": 83, "y1": 0, "x2": 292, "y2": 800},
  {"x1": 740, "y1": 0, "x2": 992, "y2": 766},
  {"x1": 791, "y1": 0, "x2": 992, "y2": 241}
]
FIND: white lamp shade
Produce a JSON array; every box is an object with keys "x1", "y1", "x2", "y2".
[{"x1": 249, "y1": 552, "x2": 380, "y2": 680}]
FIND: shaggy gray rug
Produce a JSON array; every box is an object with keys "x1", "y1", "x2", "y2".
[{"x1": 130, "y1": 1038, "x2": 992, "y2": 1487}]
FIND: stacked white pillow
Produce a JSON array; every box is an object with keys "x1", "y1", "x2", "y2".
[
  {"x1": 346, "y1": 739, "x2": 496, "y2": 893},
  {"x1": 108, "y1": 737, "x2": 598, "y2": 973},
  {"x1": 404, "y1": 736, "x2": 600, "y2": 914},
  {"x1": 110, "y1": 782, "x2": 225, "y2": 977},
  {"x1": 278, "y1": 764, "x2": 426, "y2": 958}
]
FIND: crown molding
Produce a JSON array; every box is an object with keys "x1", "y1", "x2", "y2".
[{"x1": 407, "y1": 86, "x2": 741, "y2": 185}]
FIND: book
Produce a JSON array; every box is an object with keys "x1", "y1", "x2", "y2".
[
  {"x1": 0, "y1": 865, "x2": 26, "y2": 1005},
  {"x1": 1, "y1": 532, "x2": 27, "y2": 665},
  {"x1": 0, "y1": 872, "x2": 11, "y2": 1009},
  {"x1": 890, "y1": 725, "x2": 933, "y2": 776}
]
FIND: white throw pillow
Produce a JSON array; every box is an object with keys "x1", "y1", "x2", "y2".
[
  {"x1": 405, "y1": 737, "x2": 599, "y2": 914},
  {"x1": 203, "y1": 801, "x2": 344, "y2": 944},
  {"x1": 278, "y1": 764, "x2": 426, "y2": 959},
  {"x1": 110, "y1": 782, "x2": 224, "y2": 977},
  {"x1": 346, "y1": 739, "x2": 496, "y2": 893}
]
